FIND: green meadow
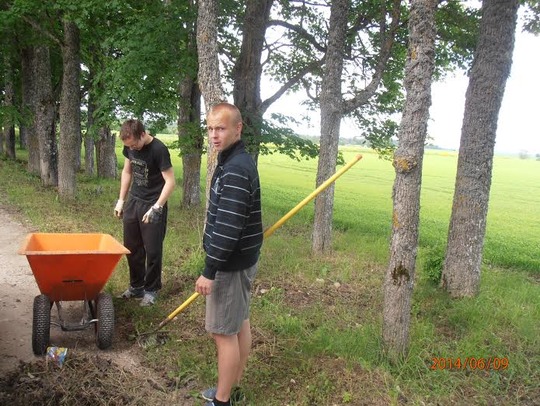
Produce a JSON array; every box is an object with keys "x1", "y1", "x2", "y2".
[
  {"x1": 0, "y1": 140, "x2": 538, "y2": 405},
  {"x1": 260, "y1": 147, "x2": 539, "y2": 273}
]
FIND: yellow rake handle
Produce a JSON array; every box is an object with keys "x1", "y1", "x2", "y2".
[
  {"x1": 162, "y1": 154, "x2": 362, "y2": 324},
  {"x1": 263, "y1": 154, "x2": 362, "y2": 239}
]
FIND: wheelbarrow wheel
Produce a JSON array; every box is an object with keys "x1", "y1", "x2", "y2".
[
  {"x1": 32, "y1": 294, "x2": 51, "y2": 355},
  {"x1": 96, "y1": 292, "x2": 114, "y2": 350}
]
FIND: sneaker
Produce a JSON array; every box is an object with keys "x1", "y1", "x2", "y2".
[
  {"x1": 118, "y1": 287, "x2": 144, "y2": 299},
  {"x1": 201, "y1": 387, "x2": 245, "y2": 403},
  {"x1": 140, "y1": 291, "x2": 157, "y2": 307},
  {"x1": 201, "y1": 387, "x2": 216, "y2": 401}
]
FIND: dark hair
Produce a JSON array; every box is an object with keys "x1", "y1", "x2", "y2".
[{"x1": 119, "y1": 119, "x2": 145, "y2": 141}]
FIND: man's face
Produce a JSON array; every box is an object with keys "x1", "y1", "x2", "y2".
[
  {"x1": 206, "y1": 110, "x2": 242, "y2": 152},
  {"x1": 122, "y1": 134, "x2": 144, "y2": 151}
]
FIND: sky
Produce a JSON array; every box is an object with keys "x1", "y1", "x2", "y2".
[
  {"x1": 429, "y1": 30, "x2": 540, "y2": 155},
  {"x1": 267, "y1": 28, "x2": 540, "y2": 156}
]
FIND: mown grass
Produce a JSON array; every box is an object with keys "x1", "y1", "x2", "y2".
[{"x1": 1, "y1": 140, "x2": 538, "y2": 405}]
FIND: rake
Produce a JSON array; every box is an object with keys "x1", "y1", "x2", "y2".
[{"x1": 136, "y1": 154, "x2": 362, "y2": 343}]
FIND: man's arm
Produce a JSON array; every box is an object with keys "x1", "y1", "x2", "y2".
[
  {"x1": 141, "y1": 166, "x2": 175, "y2": 224},
  {"x1": 155, "y1": 167, "x2": 175, "y2": 207},
  {"x1": 118, "y1": 158, "x2": 132, "y2": 201},
  {"x1": 114, "y1": 158, "x2": 132, "y2": 218}
]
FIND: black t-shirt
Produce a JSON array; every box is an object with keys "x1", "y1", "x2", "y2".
[{"x1": 122, "y1": 137, "x2": 172, "y2": 202}]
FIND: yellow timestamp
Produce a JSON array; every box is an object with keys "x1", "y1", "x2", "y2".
[{"x1": 430, "y1": 357, "x2": 509, "y2": 371}]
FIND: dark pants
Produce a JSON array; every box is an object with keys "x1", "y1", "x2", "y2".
[{"x1": 123, "y1": 198, "x2": 167, "y2": 293}]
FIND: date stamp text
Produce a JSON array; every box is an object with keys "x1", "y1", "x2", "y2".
[{"x1": 430, "y1": 357, "x2": 509, "y2": 371}]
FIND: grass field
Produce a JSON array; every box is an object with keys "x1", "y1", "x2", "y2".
[{"x1": 0, "y1": 140, "x2": 538, "y2": 405}]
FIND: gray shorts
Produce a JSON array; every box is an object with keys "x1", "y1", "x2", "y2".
[{"x1": 205, "y1": 263, "x2": 258, "y2": 335}]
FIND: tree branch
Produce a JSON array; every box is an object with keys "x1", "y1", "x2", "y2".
[
  {"x1": 260, "y1": 58, "x2": 324, "y2": 113},
  {"x1": 22, "y1": 16, "x2": 61, "y2": 47},
  {"x1": 341, "y1": 0, "x2": 402, "y2": 114},
  {"x1": 268, "y1": 19, "x2": 327, "y2": 53}
]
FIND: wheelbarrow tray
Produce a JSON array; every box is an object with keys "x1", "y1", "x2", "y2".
[{"x1": 19, "y1": 233, "x2": 130, "y2": 302}]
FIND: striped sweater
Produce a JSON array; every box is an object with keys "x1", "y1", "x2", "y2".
[{"x1": 202, "y1": 140, "x2": 263, "y2": 280}]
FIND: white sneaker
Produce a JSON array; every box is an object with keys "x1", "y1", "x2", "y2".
[{"x1": 140, "y1": 291, "x2": 157, "y2": 307}]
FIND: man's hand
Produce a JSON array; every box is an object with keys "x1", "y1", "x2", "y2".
[
  {"x1": 114, "y1": 199, "x2": 124, "y2": 218},
  {"x1": 196, "y1": 275, "x2": 213, "y2": 296},
  {"x1": 142, "y1": 204, "x2": 163, "y2": 224}
]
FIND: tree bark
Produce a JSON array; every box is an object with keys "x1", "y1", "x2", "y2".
[
  {"x1": 311, "y1": 0, "x2": 350, "y2": 254},
  {"x1": 441, "y1": 0, "x2": 519, "y2": 298},
  {"x1": 84, "y1": 123, "x2": 96, "y2": 177},
  {"x1": 21, "y1": 46, "x2": 40, "y2": 174},
  {"x1": 96, "y1": 126, "x2": 117, "y2": 179},
  {"x1": 196, "y1": 0, "x2": 224, "y2": 196},
  {"x1": 33, "y1": 46, "x2": 58, "y2": 187},
  {"x1": 85, "y1": 74, "x2": 96, "y2": 177},
  {"x1": 58, "y1": 20, "x2": 81, "y2": 199},
  {"x1": 232, "y1": 0, "x2": 274, "y2": 164},
  {"x1": 178, "y1": 76, "x2": 203, "y2": 207},
  {"x1": 382, "y1": 0, "x2": 437, "y2": 359},
  {"x1": 3, "y1": 51, "x2": 16, "y2": 159}
]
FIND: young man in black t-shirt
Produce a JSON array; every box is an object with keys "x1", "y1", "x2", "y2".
[{"x1": 114, "y1": 119, "x2": 175, "y2": 307}]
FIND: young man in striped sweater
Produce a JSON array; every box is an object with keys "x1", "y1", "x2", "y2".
[{"x1": 196, "y1": 103, "x2": 263, "y2": 406}]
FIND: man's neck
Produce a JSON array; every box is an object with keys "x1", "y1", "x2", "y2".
[{"x1": 142, "y1": 132, "x2": 153, "y2": 146}]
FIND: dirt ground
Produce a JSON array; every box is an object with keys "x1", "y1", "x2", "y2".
[
  {"x1": 0, "y1": 205, "x2": 196, "y2": 405},
  {"x1": 0, "y1": 206, "x2": 37, "y2": 371}
]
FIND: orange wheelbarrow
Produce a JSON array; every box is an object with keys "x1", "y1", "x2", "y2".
[{"x1": 19, "y1": 233, "x2": 130, "y2": 355}]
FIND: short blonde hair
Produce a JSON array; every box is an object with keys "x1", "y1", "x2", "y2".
[{"x1": 207, "y1": 102, "x2": 242, "y2": 124}]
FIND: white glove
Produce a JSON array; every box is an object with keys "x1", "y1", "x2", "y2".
[
  {"x1": 114, "y1": 199, "x2": 124, "y2": 218},
  {"x1": 142, "y1": 204, "x2": 163, "y2": 224}
]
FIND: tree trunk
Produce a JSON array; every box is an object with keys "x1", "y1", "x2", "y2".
[
  {"x1": 23, "y1": 47, "x2": 40, "y2": 174},
  {"x1": 382, "y1": 0, "x2": 437, "y2": 359},
  {"x1": 85, "y1": 53, "x2": 117, "y2": 179},
  {"x1": 3, "y1": 52, "x2": 16, "y2": 159},
  {"x1": 312, "y1": 0, "x2": 350, "y2": 254},
  {"x1": 85, "y1": 134, "x2": 96, "y2": 176},
  {"x1": 441, "y1": 0, "x2": 519, "y2": 298},
  {"x1": 21, "y1": 47, "x2": 39, "y2": 173},
  {"x1": 84, "y1": 121, "x2": 96, "y2": 177},
  {"x1": 178, "y1": 76, "x2": 203, "y2": 207},
  {"x1": 232, "y1": 0, "x2": 274, "y2": 163},
  {"x1": 84, "y1": 132, "x2": 95, "y2": 176},
  {"x1": 58, "y1": 20, "x2": 81, "y2": 200},
  {"x1": 96, "y1": 126, "x2": 117, "y2": 179},
  {"x1": 85, "y1": 74, "x2": 96, "y2": 177},
  {"x1": 4, "y1": 125, "x2": 16, "y2": 159},
  {"x1": 197, "y1": 0, "x2": 224, "y2": 196},
  {"x1": 33, "y1": 46, "x2": 58, "y2": 187}
]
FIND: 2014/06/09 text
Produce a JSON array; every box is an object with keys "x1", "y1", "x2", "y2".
[{"x1": 430, "y1": 357, "x2": 509, "y2": 371}]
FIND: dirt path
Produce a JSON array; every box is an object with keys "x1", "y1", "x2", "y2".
[{"x1": 0, "y1": 206, "x2": 39, "y2": 372}]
